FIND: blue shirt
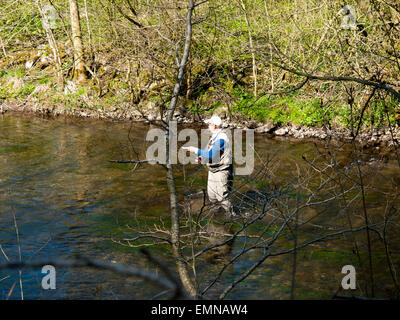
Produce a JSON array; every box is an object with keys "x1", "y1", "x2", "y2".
[{"x1": 197, "y1": 130, "x2": 225, "y2": 163}]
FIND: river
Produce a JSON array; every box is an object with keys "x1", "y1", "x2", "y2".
[{"x1": 0, "y1": 113, "x2": 399, "y2": 299}]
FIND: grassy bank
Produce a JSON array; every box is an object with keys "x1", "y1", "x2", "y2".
[{"x1": 1, "y1": 63, "x2": 399, "y2": 135}]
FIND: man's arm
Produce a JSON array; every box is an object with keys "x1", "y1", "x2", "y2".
[
  {"x1": 197, "y1": 139, "x2": 225, "y2": 161},
  {"x1": 183, "y1": 139, "x2": 225, "y2": 163}
]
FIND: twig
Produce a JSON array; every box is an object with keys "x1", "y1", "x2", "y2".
[
  {"x1": 0, "y1": 245, "x2": 10, "y2": 261},
  {"x1": 12, "y1": 212, "x2": 23, "y2": 300}
]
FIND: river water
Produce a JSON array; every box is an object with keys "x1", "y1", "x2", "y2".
[{"x1": 0, "y1": 113, "x2": 399, "y2": 299}]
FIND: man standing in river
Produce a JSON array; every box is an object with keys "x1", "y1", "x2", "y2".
[{"x1": 183, "y1": 115, "x2": 235, "y2": 218}]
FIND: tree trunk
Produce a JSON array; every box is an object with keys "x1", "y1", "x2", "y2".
[
  {"x1": 240, "y1": 0, "x2": 257, "y2": 98},
  {"x1": 69, "y1": 0, "x2": 86, "y2": 82},
  {"x1": 165, "y1": 0, "x2": 198, "y2": 298}
]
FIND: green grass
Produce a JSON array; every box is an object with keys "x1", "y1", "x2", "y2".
[
  {"x1": 38, "y1": 77, "x2": 50, "y2": 84},
  {"x1": 0, "y1": 85, "x2": 9, "y2": 99},
  {"x1": 229, "y1": 85, "x2": 398, "y2": 129},
  {"x1": 5, "y1": 66, "x2": 26, "y2": 79},
  {"x1": 231, "y1": 87, "x2": 332, "y2": 126},
  {"x1": 12, "y1": 83, "x2": 35, "y2": 98}
]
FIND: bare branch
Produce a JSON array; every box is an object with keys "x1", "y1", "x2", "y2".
[{"x1": 0, "y1": 256, "x2": 189, "y2": 299}]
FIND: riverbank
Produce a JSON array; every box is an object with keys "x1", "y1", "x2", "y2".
[{"x1": 1, "y1": 98, "x2": 399, "y2": 150}]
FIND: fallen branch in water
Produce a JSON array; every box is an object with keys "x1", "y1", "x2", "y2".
[
  {"x1": 108, "y1": 159, "x2": 165, "y2": 170},
  {"x1": 0, "y1": 254, "x2": 189, "y2": 299}
]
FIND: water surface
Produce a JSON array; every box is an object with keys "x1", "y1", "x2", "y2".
[{"x1": 0, "y1": 113, "x2": 399, "y2": 299}]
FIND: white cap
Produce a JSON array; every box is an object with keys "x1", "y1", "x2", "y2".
[{"x1": 204, "y1": 115, "x2": 222, "y2": 127}]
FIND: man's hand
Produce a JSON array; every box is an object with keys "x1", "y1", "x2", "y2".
[{"x1": 182, "y1": 146, "x2": 199, "y2": 154}]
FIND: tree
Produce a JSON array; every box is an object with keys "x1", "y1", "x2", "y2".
[{"x1": 69, "y1": 0, "x2": 87, "y2": 82}]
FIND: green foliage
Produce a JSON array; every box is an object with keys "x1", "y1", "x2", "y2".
[
  {"x1": 0, "y1": 85, "x2": 9, "y2": 100},
  {"x1": 0, "y1": 0, "x2": 398, "y2": 133},
  {"x1": 367, "y1": 99, "x2": 396, "y2": 127},
  {"x1": 6, "y1": 67, "x2": 26, "y2": 79},
  {"x1": 0, "y1": 8, "x2": 43, "y2": 42},
  {"x1": 76, "y1": 86, "x2": 87, "y2": 96},
  {"x1": 12, "y1": 83, "x2": 35, "y2": 98},
  {"x1": 231, "y1": 87, "x2": 333, "y2": 126},
  {"x1": 62, "y1": 61, "x2": 73, "y2": 70},
  {"x1": 0, "y1": 79, "x2": 35, "y2": 99},
  {"x1": 332, "y1": 104, "x2": 352, "y2": 128},
  {"x1": 38, "y1": 77, "x2": 50, "y2": 84}
]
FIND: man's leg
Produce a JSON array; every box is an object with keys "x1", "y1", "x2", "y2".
[
  {"x1": 208, "y1": 170, "x2": 234, "y2": 216},
  {"x1": 207, "y1": 171, "x2": 219, "y2": 211},
  {"x1": 219, "y1": 170, "x2": 234, "y2": 216}
]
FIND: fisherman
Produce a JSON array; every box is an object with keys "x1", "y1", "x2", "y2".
[{"x1": 183, "y1": 115, "x2": 235, "y2": 218}]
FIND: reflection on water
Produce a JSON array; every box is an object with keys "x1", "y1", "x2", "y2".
[
  {"x1": 0, "y1": 115, "x2": 173, "y2": 299},
  {"x1": 0, "y1": 113, "x2": 399, "y2": 299}
]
